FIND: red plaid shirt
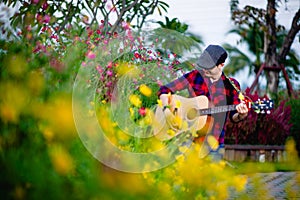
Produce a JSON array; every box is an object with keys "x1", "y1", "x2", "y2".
[{"x1": 158, "y1": 69, "x2": 241, "y2": 144}]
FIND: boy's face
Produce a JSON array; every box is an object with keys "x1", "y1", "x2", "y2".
[{"x1": 202, "y1": 63, "x2": 223, "y2": 79}]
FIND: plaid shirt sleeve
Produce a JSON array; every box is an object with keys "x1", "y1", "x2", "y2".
[
  {"x1": 227, "y1": 77, "x2": 242, "y2": 122},
  {"x1": 157, "y1": 70, "x2": 201, "y2": 97}
]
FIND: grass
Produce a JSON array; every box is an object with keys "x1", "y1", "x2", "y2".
[{"x1": 229, "y1": 161, "x2": 300, "y2": 174}]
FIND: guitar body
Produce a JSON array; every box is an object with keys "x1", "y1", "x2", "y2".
[
  {"x1": 153, "y1": 94, "x2": 273, "y2": 141},
  {"x1": 153, "y1": 95, "x2": 213, "y2": 141}
]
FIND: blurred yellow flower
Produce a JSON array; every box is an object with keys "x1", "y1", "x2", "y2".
[
  {"x1": 0, "y1": 105, "x2": 18, "y2": 123},
  {"x1": 129, "y1": 94, "x2": 142, "y2": 107},
  {"x1": 172, "y1": 115, "x2": 183, "y2": 129},
  {"x1": 157, "y1": 99, "x2": 163, "y2": 107},
  {"x1": 27, "y1": 70, "x2": 44, "y2": 96},
  {"x1": 179, "y1": 146, "x2": 189, "y2": 154},
  {"x1": 129, "y1": 107, "x2": 134, "y2": 117},
  {"x1": 116, "y1": 62, "x2": 134, "y2": 76},
  {"x1": 139, "y1": 84, "x2": 152, "y2": 97},
  {"x1": 175, "y1": 155, "x2": 185, "y2": 163},
  {"x1": 233, "y1": 175, "x2": 247, "y2": 192},
  {"x1": 207, "y1": 135, "x2": 219, "y2": 150},
  {"x1": 42, "y1": 127, "x2": 54, "y2": 142},
  {"x1": 88, "y1": 109, "x2": 94, "y2": 117},
  {"x1": 102, "y1": 169, "x2": 147, "y2": 194},
  {"x1": 167, "y1": 129, "x2": 175, "y2": 136},
  {"x1": 13, "y1": 185, "x2": 26, "y2": 200},
  {"x1": 285, "y1": 139, "x2": 299, "y2": 162},
  {"x1": 39, "y1": 94, "x2": 76, "y2": 140},
  {"x1": 116, "y1": 130, "x2": 130, "y2": 143},
  {"x1": 158, "y1": 182, "x2": 172, "y2": 196},
  {"x1": 175, "y1": 100, "x2": 181, "y2": 108},
  {"x1": 0, "y1": 82, "x2": 29, "y2": 123},
  {"x1": 49, "y1": 144, "x2": 74, "y2": 175},
  {"x1": 238, "y1": 92, "x2": 245, "y2": 101},
  {"x1": 90, "y1": 101, "x2": 95, "y2": 106},
  {"x1": 6, "y1": 55, "x2": 28, "y2": 77}
]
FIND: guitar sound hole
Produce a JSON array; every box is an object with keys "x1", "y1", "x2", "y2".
[{"x1": 187, "y1": 108, "x2": 197, "y2": 120}]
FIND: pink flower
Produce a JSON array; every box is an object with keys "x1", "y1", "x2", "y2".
[
  {"x1": 106, "y1": 81, "x2": 112, "y2": 87},
  {"x1": 41, "y1": 26, "x2": 47, "y2": 32},
  {"x1": 96, "y1": 65, "x2": 103, "y2": 74},
  {"x1": 86, "y1": 51, "x2": 96, "y2": 59},
  {"x1": 138, "y1": 107, "x2": 146, "y2": 116},
  {"x1": 156, "y1": 80, "x2": 162, "y2": 86},
  {"x1": 43, "y1": 15, "x2": 50, "y2": 23},
  {"x1": 106, "y1": 70, "x2": 113, "y2": 76},
  {"x1": 36, "y1": 13, "x2": 43, "y2": 23},
  {"x1": 32, "y1": 0, "x2": 39, "y2": 4},
  {"x1": 81, "y1": 62, "x2": 86, "y2": 67},
  {"x1": 122, "y1": 22, "x2": 130, "y2": 30},
  {"x1": 42, "y1": 2, "x2": 49, "y2": 10},
  {"x1": 134, "y1": 52, "x2": 141, "y2": 59},
  {"x1": 107, "y1": 62, "x2": 113, "y2": 68}
]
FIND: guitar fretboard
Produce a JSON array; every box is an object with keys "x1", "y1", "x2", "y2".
[{"x1": 199, "y1": 105, "x2": 237, "y2": 115}]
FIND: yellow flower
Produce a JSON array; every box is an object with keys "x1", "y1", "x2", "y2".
[
  {"x1": 49, "y1": 144, "x2": 74, "y2": 175},
  {"x1": 41, "y1": 127, "x2": 54, "y2": 142},
  {"x1": 0, "y1": 82, "x2": 29, "y2": 123},
  {"x1": 116, "y1": 62, "x2": 135, "y2": 76},
  {"x1": 182, "y1": 121, "x2": 189, "y2": 130},
  {"x1": 238, "y1": 92, "x2": 245, "y2": 101},
  {"x1": 129, "y1": 94, "x2": 142, "y2": 107},
  {"x1": 6, "y1": 55, "x2": 28, "y2": 77},
  {"x1": 140, "y1": 108, "x2": 152, "y2": 125},
  {"x1": 90, "y1": 101, "x2": 95, "y2": 106},
  {"x1": 233, "y1": 175, "x2": 247, "y2": 192},
  {"x1": 172, "y1": 115, "x2": 183, "y2": 129},
  {"x1": 157, "y1": 99, "x2": 163, "y2": 108},
  {"x1": 179, "y1": 146, "x2": 189, "y2": 154},
  {"x1": 27, "y1": 70, "x2": 44, "y2": 96},
  {"x1": 175, "y1": 100, "x2": 181, "y2": 108},
  {"x1": 129, "y1": 107, "x2": 134, "y2": 117},
  {"x1": 139, "y1": 84, "x2": 152, "y2": 97},
  {"x1": 175, "y1": 154, "x2": 185, "y2": 163},
  {"x1": 42, "y1": 95, "x2": 76, "y2": 140},
  {"x1": 88, "y1": 109, "x2": 94, "y2": 117},
  {"x1": 167, "y1": 129, "x2": 176, "y2": 136},
  {"x1": 207, "y1": 135, "x2": 219, "y2": 150}
]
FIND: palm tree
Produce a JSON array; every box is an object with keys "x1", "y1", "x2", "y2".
[{"x1": 152, "y1": 17, "x2": 204, "y2": 71}]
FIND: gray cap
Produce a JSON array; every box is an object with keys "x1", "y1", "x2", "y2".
[{"x1": 196, "y1": 45, "x2": 227, "y2": 69}]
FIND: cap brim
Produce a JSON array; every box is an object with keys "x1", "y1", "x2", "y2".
[{"x1": 196, "y1": 50, "x2": 216, "y2": 69}]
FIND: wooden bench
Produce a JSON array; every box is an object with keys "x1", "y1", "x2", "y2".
[{"x1": 224, "y1": 145, "x2": 286, "y2": 162}]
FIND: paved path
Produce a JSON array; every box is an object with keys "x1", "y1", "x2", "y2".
[{"x1": 229, "y1": 171, "x2": 300, "y2": 199}]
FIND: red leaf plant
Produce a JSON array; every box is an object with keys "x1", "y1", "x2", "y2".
[{"x1": 225, "y1": 88, "x2": 292, "y2": 145}]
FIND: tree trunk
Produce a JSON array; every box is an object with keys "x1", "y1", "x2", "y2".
[{"x1": 264, "y1": 0, "x2": 279, "y2": 94}]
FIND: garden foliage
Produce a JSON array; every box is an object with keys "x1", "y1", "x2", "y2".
[
  {"x1": 0, "y1": 1, "x2": 299, "y2": 199},
  {"x1": 225, "y1": 88, "x2": 292, "y2": 145}
]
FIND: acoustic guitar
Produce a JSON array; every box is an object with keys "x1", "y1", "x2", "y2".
[{"x1": 153, "y1": 94, "x2": 274, "y2": 141}]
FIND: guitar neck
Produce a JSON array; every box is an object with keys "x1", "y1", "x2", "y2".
[{"x1": 199, "y1": 105, "x2": 237, "y2": 115}]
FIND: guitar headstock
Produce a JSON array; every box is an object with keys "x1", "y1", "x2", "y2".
[{"x1": 251, "y1": 98, "x2": 274, "y2": 114}]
